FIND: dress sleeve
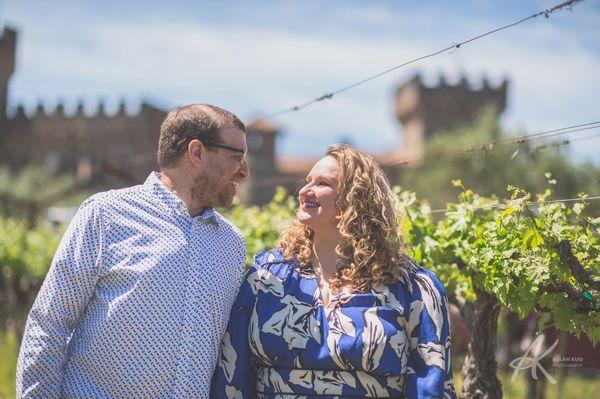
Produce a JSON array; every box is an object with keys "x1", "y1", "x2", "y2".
[
  {"x1": 405, "y1": 269, "x2": 457, "y2": 399},
  {"x1": 16, "y1": 196, "x2": 104, "y2": 398},
  {"x1": 211, "y1": 260, "x2": 260, "y2": 399}
]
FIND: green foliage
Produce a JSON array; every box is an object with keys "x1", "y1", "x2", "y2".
[
  {"x1": 0, "y1": 218, "x2": 60, "y2": 283},
  {"x1": 0, "y1": 166, "x2": 84, "y2": 205},
  {"x1": 224, "y1": 187, "x2": 296, "y2": 265},
  {"x1": 0, "y1": 216, "x2": 61, "y2": 350},
  {"x1": 0, "y1": 166, "x2": 90, "y2": 223},
  {"x1": 398, "y1": 176, "x2": 600, "y2": 343},
  {"x1": 0, "y1": 331, "x2": 18, "y2": 398}
]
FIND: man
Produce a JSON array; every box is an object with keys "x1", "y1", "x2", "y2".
[{"x1": 17, "y1": 104, "x2": 249, "y2": 398}]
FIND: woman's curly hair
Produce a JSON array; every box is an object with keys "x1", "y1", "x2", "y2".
[{"x1": 278, "y1": 144, "x2": 414, "y2": 292}]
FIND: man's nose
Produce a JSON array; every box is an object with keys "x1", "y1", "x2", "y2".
[{"x1": 239, "y1": 162, "x2": 249, "y2": 178}]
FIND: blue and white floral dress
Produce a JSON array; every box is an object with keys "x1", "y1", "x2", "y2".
[{"x1": 211, "y1": 249, "x2": 456, "y2": 399}]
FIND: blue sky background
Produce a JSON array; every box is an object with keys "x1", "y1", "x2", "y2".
[{"x1": 1, "y1": 0, "x2": 599, "y2": 163}]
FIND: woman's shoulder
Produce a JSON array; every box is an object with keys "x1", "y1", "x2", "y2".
[
  {"x1": 253, "y1": 247, "x2": 287, "y2": 265},
  {"x1": 390, "y1": 259, "x2": 447, "y2": 299},
  {"x1": 249, "y1": 248, "x2": 296, "y2": 280}
]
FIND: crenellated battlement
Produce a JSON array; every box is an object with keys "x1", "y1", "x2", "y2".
[
  {"x1": 394, "y1": 73, "x2": 508, "y2": 161},
  {"x1": 396, "y1": 73, "x2": 508, "y2": 123},
  {"x1": 1, "y1": 96, "x2": 167, "y2": 186},
  {"x1": 429, "y1": 73, "x2": 507, "y2": 92},
  {"x1": 8, "y1": 99, "x2": 148, "y2": 120}
]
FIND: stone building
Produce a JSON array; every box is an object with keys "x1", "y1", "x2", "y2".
[
  {"x1": 0, "y1": 25, "x2": 508, "y2": 205},
  {"x1": 0, "y1": 27, "x2": 165, "y2": 189},
  {"x1": 394, "y1": 74, "x2": 508, "y2": 162}
]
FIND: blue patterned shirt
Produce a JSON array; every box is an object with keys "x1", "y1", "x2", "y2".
[
  {"x1": 212, "y1": 249, "x2": 456, "y2": 398},
  {"x1": 17, "y1": 172, "x2": 246, "y2": 398}
]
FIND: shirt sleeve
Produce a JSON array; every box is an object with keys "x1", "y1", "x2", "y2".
[
  {"x1": 211, "y1": 260, "x2": 260, "y2": 399},
  {"x1": 16, "y1": 196, "x2": 105, "y2": 398},
  {"x1": 405, "y1": 269, "x2": 457, "y2": 399}
]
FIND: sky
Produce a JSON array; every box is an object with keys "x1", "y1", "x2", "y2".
[{"x1": 1, "y1": 0, "x2": 599, "y2": 163}]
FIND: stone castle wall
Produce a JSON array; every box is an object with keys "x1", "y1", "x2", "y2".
[{"x1": 1, "y1": 101, "x2": 166, "y2": 187}]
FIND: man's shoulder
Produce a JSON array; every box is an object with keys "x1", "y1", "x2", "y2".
[
  {"x1": 82, "y1": 184, "x2": 146, "y2": 210},
  {"x1": 213, "y1": 211, "x2": 244, "y2": 241}
]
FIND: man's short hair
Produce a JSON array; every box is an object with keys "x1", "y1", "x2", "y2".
[{"x1": 157, "y1": 104, "x2": 246, "y2": 169}]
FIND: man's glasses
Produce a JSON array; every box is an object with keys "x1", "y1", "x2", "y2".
[{"x1": 202, "y1": 142, "x2": 247, "y2": 165}]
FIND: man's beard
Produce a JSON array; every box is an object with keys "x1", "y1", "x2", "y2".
[{"x1": 191, "y1": 173, "x2": 233, "y2": 208}]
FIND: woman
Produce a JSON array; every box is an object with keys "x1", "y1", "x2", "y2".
[{"x1": 212, "y1": 144, "x2": 456, "y2": 398}]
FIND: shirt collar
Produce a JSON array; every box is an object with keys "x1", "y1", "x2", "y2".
[{"x1": 144, "y1": 172, "x2": 220, "y2": 226}]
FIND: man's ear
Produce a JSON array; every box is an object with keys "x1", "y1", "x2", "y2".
[{"x1": 187, "y1": 139, "x2": 204, "y2": 169}]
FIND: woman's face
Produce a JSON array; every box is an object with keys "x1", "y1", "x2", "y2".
[{"x1": 297, "y1": 156, "x2": 340, "y2": 232}]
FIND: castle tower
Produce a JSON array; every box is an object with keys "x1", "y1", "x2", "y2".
[
  {"x1": 395, "y1": 74, "x2": 508, "y2": 160},
  {"x1": 244, "y1": 119, "x2": 280, "y2": 205},
  {"x1": 0, "y1": 27, "x2": 17, "y2": 122}
]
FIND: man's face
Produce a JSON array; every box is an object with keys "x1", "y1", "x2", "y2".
[{"x1": 191, "y1": 127, "x2": 249, "y2": 208}]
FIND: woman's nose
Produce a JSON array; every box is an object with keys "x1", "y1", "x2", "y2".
[{"x1": 298, "y1": 183, "x2": 311, "y2": 197}]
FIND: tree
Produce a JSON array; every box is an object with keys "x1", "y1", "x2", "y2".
[
  {"x1": 397, "y1": 108, "x2": 600, "y2": 216},
  {"x1": 0, "y1": 166, "x2": 88, "y2": 226}
]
